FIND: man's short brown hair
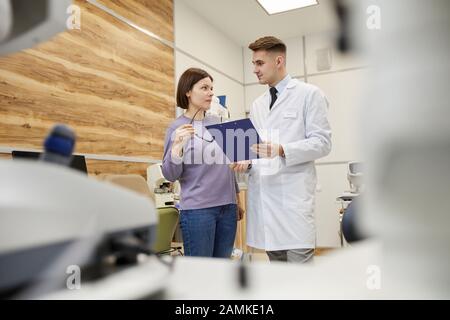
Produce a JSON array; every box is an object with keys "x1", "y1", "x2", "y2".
[
  {"x1": 176, "y1": 68, "x2": 213, "y2": 109},
  {"x1": 248, "y1": 36, "x2": 286, "y2": 54}
]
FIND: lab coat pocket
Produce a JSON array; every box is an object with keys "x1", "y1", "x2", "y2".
[
  {"x1": 279, "y1": 107, "x2": 304, "y2": 138},
  {"x1": 281, "y1": 109, "x2": 301, "y2": 130},
  {"x1": 283, "y1": 110, "x2": 298, "y2": 119},
  {"x1": 280, "y1": 173, "x2": 313, "y2": 241},
  {"x1": 281, "y1": 172, "x2": 315, "y2": 214}
]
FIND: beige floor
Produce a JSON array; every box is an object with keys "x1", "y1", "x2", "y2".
[
  {"x1": 248, "y1": 252, "x2": 270, "y2": 262},
  {"x1": 169, "y1": 242, "x2": 336, "y2": 263}
]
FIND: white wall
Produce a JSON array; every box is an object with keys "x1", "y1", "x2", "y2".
[
  {"x1": 307, "y1": 32, "x2": 368, "y2": 247},
  {"x1": 174, "y1": 0, "x2": 245, "y2": 119},
  {"x1": 305, "y1": 32, "x2": 367, "y2": 75},
  {"x1": 308, "y1": 69, "x2": 368, "y2": 163},
  {"x1": 305, "y1": 32, "x2": 368, "y2": 164},
  {"x1": 309, "y1": 70, "x2": 368, "y2": 247},
  {"x1": 314, "y1": 163, "x2": 349, "y2": 247}
]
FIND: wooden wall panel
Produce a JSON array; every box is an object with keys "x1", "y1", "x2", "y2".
[
  {"x1": 97, "y1": 0, "x2": 174, "y2": 42},
  {"x1": 0, "y1": 152, "x2": 149, "y2": 180},
  {"x1": 86, "y1": 159, "x2": 150, "y2": 179},
  {"x1": 0, "y1": 0, "x2": 174, "y2": 162},
  {"x1": 0, "y1": 153, "x2": 12, "y2": 160}
]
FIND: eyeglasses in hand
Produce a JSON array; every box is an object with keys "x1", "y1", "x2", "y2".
[{"x1": 189, "y1": 109, "x2": 215, "y2": 143}]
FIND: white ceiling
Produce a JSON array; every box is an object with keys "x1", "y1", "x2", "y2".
[{"x1": 181, "y1": 0, "x2": 338, "y2": 46}]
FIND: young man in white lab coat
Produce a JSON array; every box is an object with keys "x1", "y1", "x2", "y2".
[{"x1": 231, "y1": 36, "x2": 332, "y2": 263}]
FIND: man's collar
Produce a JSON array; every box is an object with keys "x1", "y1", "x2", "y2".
[{"x1": 272, "y1": 74, "x2": 291, "y2": 95}]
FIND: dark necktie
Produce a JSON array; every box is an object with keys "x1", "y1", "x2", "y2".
[{"x1": 269, "y1": 87, "x2": 278, "y2": 110}]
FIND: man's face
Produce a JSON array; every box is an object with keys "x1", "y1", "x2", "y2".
[{"x1": 252, "y1": 50, "x2": 280, "y2": 85}]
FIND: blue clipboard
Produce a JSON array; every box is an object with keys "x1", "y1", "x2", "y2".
[{"x1": 205, "y1": 118, "x2": 261, "y2": 162}]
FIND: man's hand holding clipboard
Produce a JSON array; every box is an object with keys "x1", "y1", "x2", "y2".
[{"x1": 205, "y1": 118, "x2": 285, "y2": 172}]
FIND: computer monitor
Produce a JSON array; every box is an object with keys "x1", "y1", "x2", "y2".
[{"x1": 11, "y1": 151, "x2": 88, "y2": 174}]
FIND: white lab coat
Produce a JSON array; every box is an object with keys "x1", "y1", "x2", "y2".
[{"x1": 247, "y1": 79, "x2": 332, "y2": 251}]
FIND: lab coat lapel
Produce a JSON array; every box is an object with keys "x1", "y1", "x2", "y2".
[{"x1": 256, "y1": 91, "x2": 271, "y2": 129}]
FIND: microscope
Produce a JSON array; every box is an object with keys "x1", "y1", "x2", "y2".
[
  {"x1": 0, "y1": 159, "x2": 166, "y2": 299},
  {"x1": 337, "y1": 161, "x2": 363, "y2": 201},
  {"x1": 147, "y1": 164, "x2": 179, "y2": 209},
  {"x1": 336, "y1": 161, "x2": 363, "y2": 246}
]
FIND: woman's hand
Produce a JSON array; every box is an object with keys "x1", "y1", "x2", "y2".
[
  {"x1": 171, "y1": 124, "x2": 195, "y2": 157},
  {"x1": 237, "y1": 204, "x2": 245, "y2": 221},
  {"x1": 236, "y1": 195, "x2": 245, "y2": 221}
]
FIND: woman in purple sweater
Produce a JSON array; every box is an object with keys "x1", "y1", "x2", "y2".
[{"x1": 162, "y1": 68, "x2": 244, "y2": 258}]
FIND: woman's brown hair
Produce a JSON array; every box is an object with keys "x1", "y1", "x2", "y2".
[{"x1": 176, "y1": 68, "x2": 213, "y2": 109}]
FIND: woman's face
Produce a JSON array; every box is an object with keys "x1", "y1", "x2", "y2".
[{"x1": 187, "y1": 77, "x2": 214, "y2": 110}]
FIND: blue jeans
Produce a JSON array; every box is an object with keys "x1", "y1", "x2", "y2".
[{"x1": 180, "y1": 204, "x2": 237, "y2": 258}]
